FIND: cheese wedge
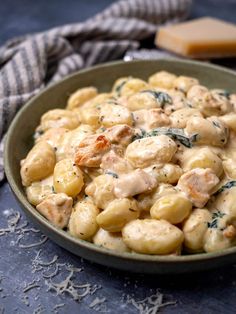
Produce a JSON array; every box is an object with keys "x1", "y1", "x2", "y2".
[{"x1": 156, "y1": 17, "x2": 236, "y2": 59}]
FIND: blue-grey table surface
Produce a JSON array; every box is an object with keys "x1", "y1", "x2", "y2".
[{"x1": 1, "y1": 1, "x2": 236, "y2": 313}]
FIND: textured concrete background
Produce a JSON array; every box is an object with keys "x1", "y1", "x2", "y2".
[{"x1": 1, "y1": 1, "x2": 236, "y2": 313}]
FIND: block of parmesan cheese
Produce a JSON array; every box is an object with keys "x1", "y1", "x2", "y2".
[{"x1": 156, "y1": 17, "x2": 236, "y2": 59}]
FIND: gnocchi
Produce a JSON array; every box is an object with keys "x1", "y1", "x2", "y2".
[
  {"x1": 21, "y1": 141, "x2": 56, "y2": 186},
  {"x1": 21, "y1": 71, "x2": 236, "y2": 256},
  {"x1": 125, "y1": 135, "x2": 177, "y2": 168},
  {"x1": 96, "y1": 198, "x2": 139, "y2": 232},
  {"x1": 122, "y1": 219, "x2": 184, "y2": 255},
  {"x1": 68, "y1": 198, "x2": 99, "y2": 240},
  {"x1": 53, "y1": 159, "x2": 84, "y2": 197}
]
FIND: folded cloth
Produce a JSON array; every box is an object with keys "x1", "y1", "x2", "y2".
[{"x1": 0, "y1": 0, "x2": 192, "y2": 181}]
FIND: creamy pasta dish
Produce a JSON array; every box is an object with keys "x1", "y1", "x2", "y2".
[{"x1": 20, "y1": 71, "x2": 236, "y2": 256}]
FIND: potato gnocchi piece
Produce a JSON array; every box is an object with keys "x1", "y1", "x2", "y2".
[
  {"x1": 67, "y1": 87, "x2": 98, "y2": 110},
  {"x1": 126, "y1": 91, "x2": 161, "y2": 111},
  {"x1": 222, "y1": 159, "x2": 236, "y2": 179},
  {"x1": 185, "y1": 116, "x2": 228, "y2": 147},
  {"x1": 26, "y1": 176, "x2": 54, "y2": 206},
  {"x1": 112, "y1": 77, "x2": 130, "y2": 95},
  {"x1": 148, "y1": 71, "x2": 177, "y2": 89},
  {"x1": 96, "y1": 198, "x2": 139, "y2": 232},
  {"x1": 187, "y1": 85, "x2": 209, "y2": 103},
  {"x1": 137, "y1": 184, "x2": 177, "y2": 212},
  {"x1": 204, "y1": 89, "x2": 232, "y2": 116},
  {"x1": 68, "y1": 198, "x2": 99, "y2": 240},
  {"x1": 170, "y1": 108, "x2": 203, "y2": 129},
  {"x1": 53, "y1": 159, "x2": 84, "y2": 197},
  {"x1": 222, "y1": 132, "x2": 236, "y2": 161},
  {"x1": 36, "y1": 193, "x2": 73, "y2": 229},
  {"x1": 75, "y1": 134, "x2": 111, "y2": 167},
  {"x1": 99, "y1": 103, "x2": 132, "y2": 127},
  {"x1": 125, "y1": 135, "x2": 177, "y2": 168},
  {"x1": 173, "y1": 76, "x2": 199, "y2": 93},
  {"x1": 35, "y1": 127, "x2": 69, "y2": 148},
  {"x1": 183, "y1": 208, "x2": 211, "y2": 252},
  {"x1": 150, "y1": 192, "x2": 192, "y2": 224},
  {"x1": 144, "y1": 163, "x2": 183, "y2": 184},
  {"x1": 188, "y1": 86, "x2": 232, "y2": 116},
  {"x1": 203, "y1": 186, "x2": 236, "y2": 252},
  {"x1": 177, "y1": 168, "x2": 219, "y2": 208},
  {"x1": 164, "y1": 90, "x2": 187, "y2": 115},
  {"x1": 137, "y1": 184, "x2": 174, "y2": 212},
  {"x1": 85, "y1": 174, "x2": 116, "y2": 209},
  {"x1": 180, "y1": 147, "x2": 223, "y2": 177},
  {"x1": 38, "y1": 109, "x2": 80, "y2": 132},
  {"x1": 78, "y1": 104, "x2": 100, "y2": 129},
  {"x1": 122, "y1": 219, "x2": 184, "y2": 255},
  {"x1": 116, "y1": 78, "x2": 148, "y2": 97},
  {"x1": 211, "y1": 185, "x2": 236, "y2": 218},
  {"x1": 204, "y1": 227, "x2": 232, "y2": 253},
  {"x1": 132, "y1": 108, "x2": 170, "y2": 130},
  {"x1": 219, "y1": 113, "x2": 236, "y2": 132},
  {"x1": 93, "y1": 228, "x2": 130, "y2": 252},
  {"x1": 81, "y1": 93, "x2": 112, "y2": 109},
  {"x1": 203, "y1": 205, "x2": 235, "y2": 253},
  {"x1": 113, "y1": 169, "x2": 157, "y2": 198},
  {"x1": 21, "y1": 141, "x2": 56, "y2": 186}
]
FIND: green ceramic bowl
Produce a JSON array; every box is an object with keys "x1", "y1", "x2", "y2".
[{"x1": 4, "y1": 59, "x2": 236, "y2": 274}]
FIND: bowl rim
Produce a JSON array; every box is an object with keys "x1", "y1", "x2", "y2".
[{"x1": 4, "y1": 58, "x2": 236, "y2": 264}]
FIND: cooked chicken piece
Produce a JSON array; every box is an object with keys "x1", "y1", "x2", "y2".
[
  {"x1": 132, "y1": 108, "x2": 170, "y2": 131},
  {"x1": 101, "y1": 150, "x2": 133, "y2": 175},
  {"x1": 177, "y1": 168, "x2": 219, "y2": 208},
  {"x1": 104, "y1": 124, "x2": 135, "y2": 146},
  {"x1": 36, "y1": 193, "x2": 73, "y2": 228},
  {"x1": 75, "y1": 134, "x2": 111, "y2": 167},
  {"x1": 114, "y1": 169, "x2": 157, "y2": 198},
  {"x1": 35, "y1": 127, "x2": 69, "y2": 148}
]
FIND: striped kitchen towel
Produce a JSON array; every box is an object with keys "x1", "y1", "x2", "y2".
[{"x1": 0, "y1": 0, "x2": 192, "y2": 181}]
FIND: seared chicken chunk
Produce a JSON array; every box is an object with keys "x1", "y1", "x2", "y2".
[
  {"x1": 177, "y1": 168, "x2": 219, "y2": 208},
  {"x1": 75, "y1": 134, "x2": 111, "y2": 167},
  {"x1": 36, "y1": 193, "x2": 73, "y2": 228}
]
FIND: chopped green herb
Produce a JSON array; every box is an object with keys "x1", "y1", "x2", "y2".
[
  {"x1": 132, "y1": 127, "x2": 197, "y2": 148},
  {"x1": 51, "y1": 186, "x2": 55, "y2": 193},
  {"x1": 212, "y1": 120, "x2": 221, "y2": 128},
  {"x1": 207, "y1": 219, "x2": 218, "y2": 229},
  {"x1": 214, "y1": 181, "x2": 236, "y2": 195},
  {"x1": 218, "y1": 90, "x2": 231, "y2": 99},
  {"x1": 105, "y1": 171, "x2": 119, "y2": 179},
  {"x1": 207, "y1": 211, "x2": 225, "y2": 229},
  {"x1": 132, "y1": 128, "x2": 147, "y2": 142},
  {"x1": 115, "y1": 80, "x2": 128, "y2": 97},
  {"x1": 129, "y1": 208, "x2": 136, "y2": 212},
  {"x1": 141, "y1": 90, "x2": 172, "y2": 108},
  {"x1": 106, "y1": 100, "x2": 119, "y2": 105},
  {"x1": 212, "y1": 211, "x2": 225, "y2": 220},
  {"x1": 33, "y1": 129, "x2": 44, "y2": 141}
]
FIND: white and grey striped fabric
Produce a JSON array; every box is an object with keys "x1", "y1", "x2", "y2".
[{"x1": 0, "y1": 0, "x2": 192, "y2": 181}]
